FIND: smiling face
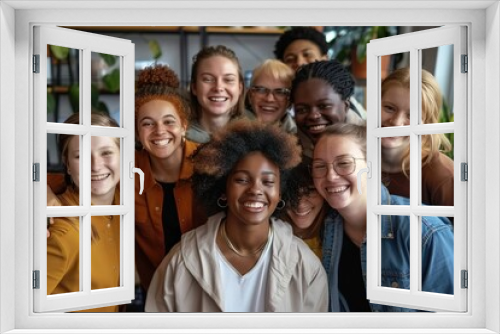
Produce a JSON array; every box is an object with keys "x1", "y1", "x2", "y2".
[
  {"x1": 248, "y1": 74, "x2": 290, "y2": 125},
  {"x1": 293, "y1": 78, "x2": 349, "y2": 144},
  {"x1": 66, "y1": 135, "x2": 121, "y2": 205},
  {"x1": 283, "y1": 39, "x2": 328, "y2": 71},
  {"x1": 137, "y1": 99, "x2": 187, "y2": 161},
  {"x1": 286, "y1": 186, "x2": 324, "y2": 230},
  {"x1": 381, "y1": 84, "x2": 411, "y2": 150},
  {"x1": 191, "y1": 55, "x2": 243, "y2": 119},
  {"x1": 313, "y1": 135, "x2": 367, "y2": 213},
  {"x1": 224, "y1": 151, "x2": 280, "y2": 227}
]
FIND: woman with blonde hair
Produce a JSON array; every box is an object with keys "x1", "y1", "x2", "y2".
[
  {"x1": 47, "y1": 112, "x2": 121, "y2": 312},
  {"x1": 381, "y1": 67, "x2": 454, "y2": 207},
  {"x1": 245, "y1": 59, "x2": 296, "y2": 133},
  {"x1": 313, "y1": 123, "x2": 454, "y2": 312}
]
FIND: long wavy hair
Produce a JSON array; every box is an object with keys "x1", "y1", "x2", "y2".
[{"x1": 381, "y1": 68, "x2": 451, "y2": 174}]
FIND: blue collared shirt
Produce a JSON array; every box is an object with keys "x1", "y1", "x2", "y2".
[{"x1": 322, "y1": 184, "x2": 454, "y2": 312}]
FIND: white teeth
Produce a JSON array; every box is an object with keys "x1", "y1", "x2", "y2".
[
  {"x1": 261, "y1": 106, "x2": 276, "y2": 111},
  {"x1": 327, "y1": 186, "x2": 348, "y2": 193},
  {"x1": 244, "y1": 202, "x2": 264, "y2": 208},
  {"x1": 209, "y1": 97, "x2": 228, "y2": 102},
  {"x1": 309, "y1": 125, "x2": 326, "y2": 131},
  {"x1": 91, "y1": 174, "x2": 109, "y2": 181},
  {"x1": 293, "y1": 209, "x2": 312, "y2": 217},
  {"x1": 153, "y1": 139, "x2": 171, "y2": 146}
]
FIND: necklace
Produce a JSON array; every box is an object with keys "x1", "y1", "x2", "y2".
[{"x1": 221, "y1": 221, "x2": 273, "y2": 257}]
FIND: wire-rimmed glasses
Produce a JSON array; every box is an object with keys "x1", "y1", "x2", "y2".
[{"x1": 309, "y1": 156, "x2": 365, "y2": 178}]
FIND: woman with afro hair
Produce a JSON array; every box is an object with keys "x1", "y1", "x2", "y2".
[
  {"x1": 134, "y1": 64, "x2": 206, "y2": 293},
  {"x1": 145, "y1": 120, "x2": 328, "y2": 312}
]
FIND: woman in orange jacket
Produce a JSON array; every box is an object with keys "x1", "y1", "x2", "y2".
[{"x1": 134, "y1": 65, "x2": 206, "y2": 292}]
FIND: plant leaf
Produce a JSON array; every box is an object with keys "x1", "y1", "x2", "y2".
[
  {"x1": 148, "y1": 40, "x2": 162, "y2": 60},
  {"x1": 49, "y1": 45, "x2": 70, "y2": 60},
  {"x1": 91, "y1": 83, "x2": 100, "y2": 108},
  {"x1": 68, "y1": 84, "x2": 80, "y2": 113},
  {"x1": 95, "y1": 101, "x2": 110, "y2": 115},
  {"x1": 99, "y1": 53, "x2": 117, "y2": 67},
  {"x1": 102, "y1": 69, "x2": 120, "y2": 93},
  {"x1": 47, "y1": 93, "x2": 56, "y2": 115}
]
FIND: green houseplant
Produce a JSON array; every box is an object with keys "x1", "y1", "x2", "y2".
[{"x1": 324, "y1": 26, "x2": 398, "y2": 79}]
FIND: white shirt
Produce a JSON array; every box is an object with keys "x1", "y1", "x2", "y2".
[{"x1": 217, "y1": 235, "x2": 273, "y2": 312}]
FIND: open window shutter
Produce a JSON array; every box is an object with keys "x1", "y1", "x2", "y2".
[
  {"x1": 366, "y1": 25, "x2": 467, "y2": 312},
  {"x1": 33, "y1": 25, "x2": 135, "y2": 312}
]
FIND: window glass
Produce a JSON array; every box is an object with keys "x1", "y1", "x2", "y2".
[{"x1": 47, "y1": 45, "x2": 81, "y2": 124}]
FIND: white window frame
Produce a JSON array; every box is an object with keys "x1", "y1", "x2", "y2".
[
  {"x1": 365, "y1": 25, "x2": 467, "y2": 312},
  {"x1": 32, "y1": 25, "x2": 136, "y2": 312},
  {"x1": 1, "y1": 1, "x2": 499, "y2": 333}
]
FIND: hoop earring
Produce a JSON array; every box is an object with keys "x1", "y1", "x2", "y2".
[
  {"x1": 276, "y1": 199, "x2": 286, "y2": 210},
  {"x1": 217, "y1": 197, "x2": 228, "y2": 208}
]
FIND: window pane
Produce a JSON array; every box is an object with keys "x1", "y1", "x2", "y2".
[
  {"x1": 381, "y1": 136, "x2": 411, "y2": 203},
  {"x1": 421, "y1": 215, "x2": 454, "y2": 295},
  {"x1": 91, "y1": 215, "x2": 121, "y2": 290},
  {"x1": 380, "y1": 51, "x2": 410, "y2": 128},
  {"x1": 91, "y1": 52, "x2": 121, "y2": 125},
  {"x1": 90, "y1": 136, "x2": 120, "y2": 206},
  {"x1": 47, "y1": 133, "x2": 80, "y2": 206},
  {"x1": 420, "y1": 45, "x2": 454, "y2": 125},
  {"x1": 47, "y1": 45, "x2": 81, "y2": 124},
  {"x1": 380, "y1": 215, "x2": 410, "y2": 291},
  {"x1": 47, "y1": 216, "x2": 81, "y2": 295},
  {"x1": 419, "y1": 133, "x2": 454, "y2": 207}
]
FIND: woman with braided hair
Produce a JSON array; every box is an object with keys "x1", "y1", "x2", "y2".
[
  {"x1": 291, "y1": 59, "x2": 365, "y2": 160},
  {"x1": 134, "y1": 64, "x2": 205, "y2": 293},
  {"x1": 145, "y1": 119, "x2": 327, "y2": 312}
]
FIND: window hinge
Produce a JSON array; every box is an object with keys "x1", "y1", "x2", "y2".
[
  {"x1": 33, "y1": 54, "x2": 40, "y2": 73},
  {"x1": 33, "y1": 163, "x2": 40, "y2": 182},
  {"x1": 461, "y1": 162, "x2": 468, "y2": 181},
  {"x1": 33, "y1": 270, "x2": 40, "y2": 289},
  {"x1": 461, "y1": 54, "x2": 468, "y2": 73},
  {"x1": 461, "y1": 270, "x2": 468, "y2": 289}
]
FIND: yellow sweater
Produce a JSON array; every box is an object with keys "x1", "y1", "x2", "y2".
[
  {"x1": 302, "y1": 235, "x2": 322, "y2": 259},
  {"x1": 47, "y1": 188, "x2": 121, "y2": 312}
]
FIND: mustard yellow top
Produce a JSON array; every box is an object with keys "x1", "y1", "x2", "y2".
[
  {"x1": 302, "y1": 235, "x2": 322, "y2": 259},
  {"x1": 47, "y1": 188, "x2": 121, "y2": 312}
]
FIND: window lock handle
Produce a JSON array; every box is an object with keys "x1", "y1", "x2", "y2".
[
  {"x1": 130, "y1": 162, "x2": 144, "y2": 195},
  {"x1": 356, "y1": 161, "x2": 371, "y2": 195}
]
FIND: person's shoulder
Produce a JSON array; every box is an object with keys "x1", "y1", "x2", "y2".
[
  {"x1": 49, "y1": 216, "x2": 79, "y2": 241},
  {"x1": 427, "y1": 152, "x2": 454, "y2": 170},
  {"x1": 388, "y1": 193, "x2": 411, "y2": 205},
  {"x1": 186, "y1": 122, "x2": 210, "y2": 144},
  {"x1": 273, "y1": 219, "x2": 322, "y2": 264}
]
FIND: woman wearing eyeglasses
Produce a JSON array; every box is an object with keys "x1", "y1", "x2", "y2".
[
  {"x1": 312, "y1": 123, "x2": 454, "y2": 312},
  {"x1": 245, "y1": 59, "x2": 296, "y2": 133}
]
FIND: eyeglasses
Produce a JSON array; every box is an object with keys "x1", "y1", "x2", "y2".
[
  {"x1": 309, "y1": 156, "x2": 365, "y2": 178},
  {"x1": 250, "y1": 86, "x2": 290, "y2": 101}
]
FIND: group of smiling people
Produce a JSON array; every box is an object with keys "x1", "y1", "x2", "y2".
[{"x1": 46, "y1": 27, "x2": 455, "y2": 313}]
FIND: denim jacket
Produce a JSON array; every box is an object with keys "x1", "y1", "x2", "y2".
[{"x1": 322, "y1": 184, "x2": 454, "y2": 312}]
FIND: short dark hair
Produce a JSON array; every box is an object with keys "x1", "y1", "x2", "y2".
[
  {"x1": 192, "y1": 119, "x2": 302, "y2": 216},
  {"x1": 291, "y1": 60, "x2": 355, "y2": 102},
  {"x1": 274, "y1": 27, "x2": 329, "y2": 61}
]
